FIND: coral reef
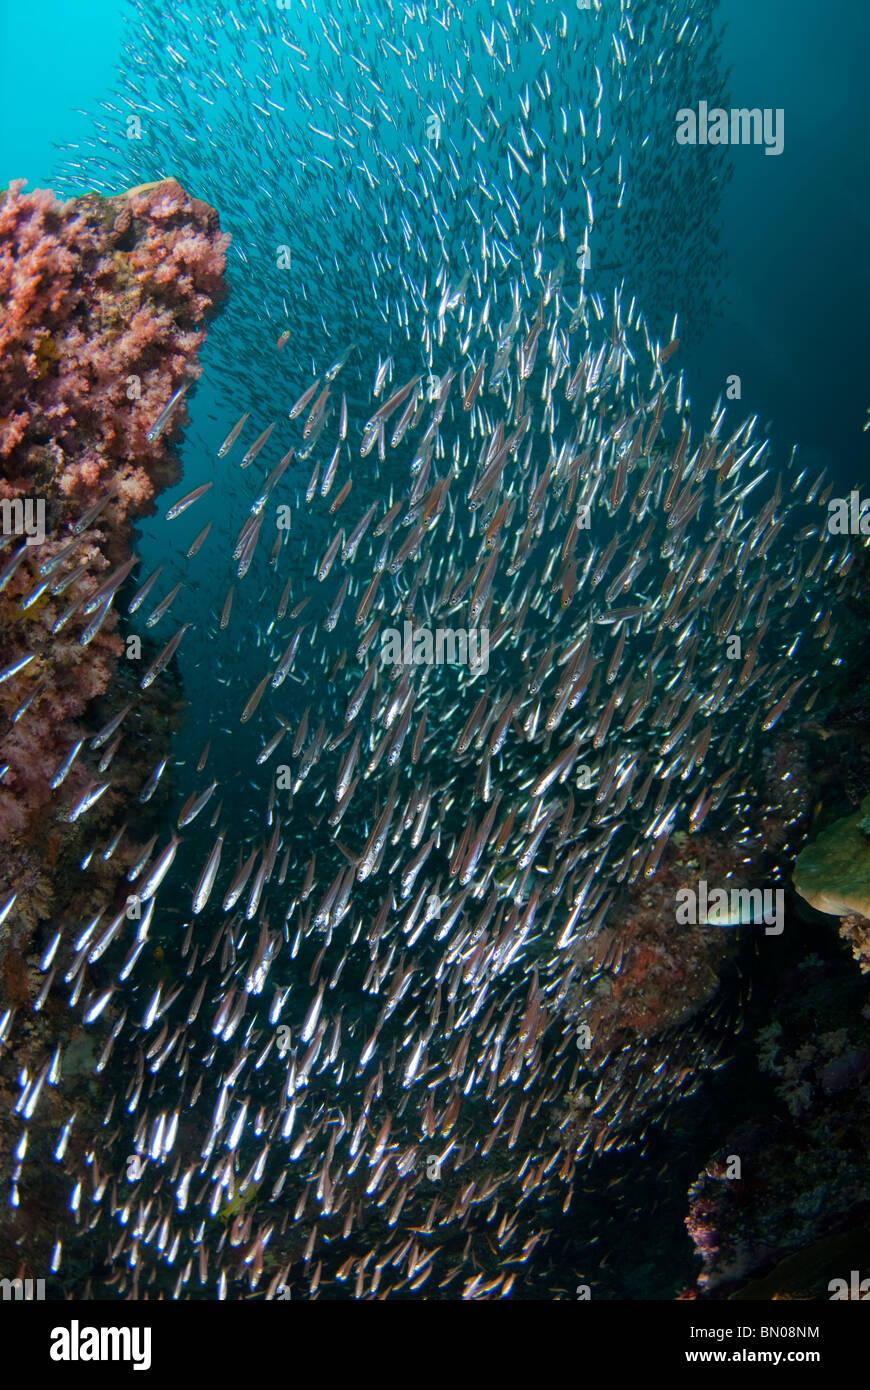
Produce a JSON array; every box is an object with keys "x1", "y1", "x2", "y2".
[
  {"x1": 793, "y1": 794, "x2": 870, "y2": 918},
  {"x1": 838, "y1": 913, "x2": 870, "y2": 974},
  {"x1": 571, "y1": 833, "x2": 732, "y2": 1063},
  {"x1": 0, "y1": 176, "x2": 227, "y2": 878},
  {"x1": 560, "y1": 832, "x2": 771, "y2": 1162},
  {"x1": 0, "y1": 178, "x2": 227, "y2": 1286},
  {"x1": 682, "y1": 950, "x2": 870, "y2": 1297},
  {"x1": 678, "y1": 569, "x2": 870, "y2": 1301}
]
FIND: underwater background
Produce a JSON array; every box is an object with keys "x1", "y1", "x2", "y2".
[
  {"x1": 1, "y1": 0, "x2": 869, "y2": 1301},
  {"x1": 6, "y1": 0, "x2": 868, "y2": 481}
]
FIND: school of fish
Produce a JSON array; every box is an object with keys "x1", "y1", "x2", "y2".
[{"x1": 7, "y1": 0, "x2": 861, "y2": 1298}]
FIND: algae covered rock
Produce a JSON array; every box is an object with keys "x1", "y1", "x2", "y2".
[{"x1": 794, "y1": 795, "x2": 870, "y2": 918}]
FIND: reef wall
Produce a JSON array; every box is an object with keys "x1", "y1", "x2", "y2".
[{"x1": 0, "y1": 177, "x2": 228, "y2": 1281}]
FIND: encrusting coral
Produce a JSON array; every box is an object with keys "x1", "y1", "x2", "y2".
[
  {"x1": 0, "y1": 177, "x2": 228, "y2": 858},
  {"x1": 793, "y1": 794, "x2": 870, "y2": 920},
  {"x1": 0, "y1": 178, "x2": 227, "y2": 1283}
]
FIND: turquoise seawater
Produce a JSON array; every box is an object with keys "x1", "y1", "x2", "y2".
[
  {"x1": 4, "y1": 0, "x2": 867, "y2": 483},
  {"x1": 2, "y1": 0, "x2": 870, "y2": 1307}
]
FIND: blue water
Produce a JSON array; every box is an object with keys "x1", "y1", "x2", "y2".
[
  {"x1": 0, "y1": 1, "x2": 123, "y2": 189},
  {"x1": 693, "y1": 0, "x2": 870, "y2": 483},
  {"x1": 3, "y1": 0, "x2": 861, "y2": 733},
  {"x1": 3, "y1": 0, "x2": 869, "y2": 734},
  {"x1": 5, "y1": 0, "x2": 867, "y2": 485},
  {"x1": 4, "y1": 0, "x2": 869, "y2": 1304}
]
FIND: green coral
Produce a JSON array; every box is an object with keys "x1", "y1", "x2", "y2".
[{"x1": 793, "y1": 794, "x2": 870, "y2": 917}]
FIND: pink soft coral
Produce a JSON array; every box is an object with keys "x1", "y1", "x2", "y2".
[{"x1": 0, "y1": 177, "x2": 228, "y2": 845}]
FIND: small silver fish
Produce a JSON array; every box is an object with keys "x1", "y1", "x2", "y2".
[{"x1": 146, "y1": 381, "x2": 190, "y2": 444}]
